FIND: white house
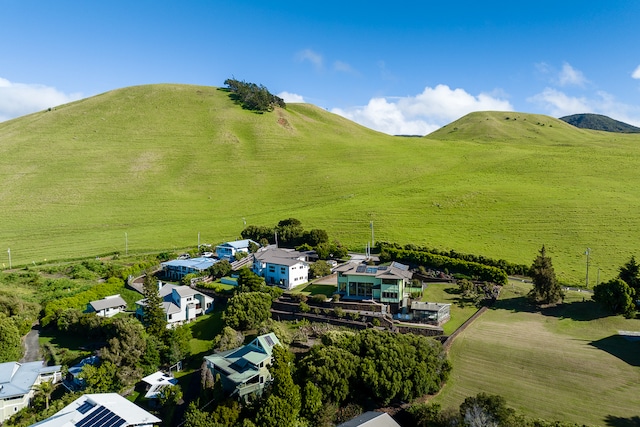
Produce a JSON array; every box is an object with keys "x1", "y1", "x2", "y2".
[
  {"x1": 204, "y1": 333, "x2": 280, "y2": 400},
  {"x1": 252, "y1": 247, "x2": 309, "y2": 290},
  {"x1": 215, "y1": 239, "x2": 259, "y2": 261},
  {"x1": 87, "y1": 294, "x2": 127, "y2": 317},
  {"x1": 30, "y1": 393, "x2": 161, "y2": 427},
  {"x1": 0, "y1": 361, "x2": 62, "y2": 423},
  {"x1": 141, "y1": 372, "x2": 178, "y2": 399},
  {"x1": 135, "y1": 283, "x2": 214, "y2": 327}
]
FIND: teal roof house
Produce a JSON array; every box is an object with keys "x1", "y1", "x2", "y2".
[
  {"x1": 335, "y1": 261, "x2": 413, "y2": 309},
  {"x1": 204, "y1": 333, "x2": 280, "y2": 399}
]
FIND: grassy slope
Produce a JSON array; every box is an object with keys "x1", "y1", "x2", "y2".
[
  {"x1": 434, "y1": 282, "x2": 640, "y2": 426},
  {"x1": 2, "y1": 87, "x2": 640, "y2": 284}
]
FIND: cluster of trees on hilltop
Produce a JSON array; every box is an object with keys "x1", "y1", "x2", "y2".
[
  {"x1": 241, "y1": 218, "x2": 348, "y2": 259},
  {"x1": 224, "y1": 78, "x2": 286, "y2": 112}
]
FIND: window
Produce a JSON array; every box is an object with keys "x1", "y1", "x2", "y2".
[
  {"x1": 269, "y1": 265, "x2": 275, "y2": 272},
  {"x1": 280, "y1": 267, "x2": 286, "y2": 274}
]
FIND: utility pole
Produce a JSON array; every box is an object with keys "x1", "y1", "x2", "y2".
[
  {"x1": 125, "y1": 233, "x2": 128, "y2": 256},
  {"x1": 585, "y1": 248, "x2": 591, "y2": 288},
  {"x1": 7, "y1": 248, "x2": 11, "y2": 269},
  {"x1": 370, "y1": 221, "x2": 374, "y2": 250}
]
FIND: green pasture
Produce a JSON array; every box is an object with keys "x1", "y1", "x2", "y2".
[
  {"x1": 2, "y1": 85, "x2": 640, "y2": 285},
  {"x1": 434, "y1": 281, "x2": 640, "y2": 426}
]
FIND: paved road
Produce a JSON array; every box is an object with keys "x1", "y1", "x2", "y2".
[{"x1": 20, "y1": 325, "x2": 41, "y2": 363}]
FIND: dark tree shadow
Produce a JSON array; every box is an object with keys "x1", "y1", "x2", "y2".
[
  {"x1": 589, "y1": 335, "x2": 640, "y2": 367},
  {"x1": 604, "y1": 414, "x2": 640, "y2": 427},
  {"x1": 492, "y1": 293, "x2": 610, "y2": 322}
]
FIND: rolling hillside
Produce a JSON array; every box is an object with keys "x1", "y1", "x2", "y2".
[
  {"x1": 2, "y1": 85, "x2": 640, "y2": 285},
  {"x1": 560, "y1": 113, "x2": 640, "y2": 133}
]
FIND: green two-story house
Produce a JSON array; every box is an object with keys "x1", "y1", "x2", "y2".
[{"x1": 335, "y1": 261, "x2": 413, "y2": 309}]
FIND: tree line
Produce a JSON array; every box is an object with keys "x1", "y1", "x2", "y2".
[{"x1": 224, "y1": 78, "x2": 286, "y2": 112}]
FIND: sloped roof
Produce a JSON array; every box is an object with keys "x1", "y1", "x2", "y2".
[
  {"x1": 216, "y1": 239, "x2": 258, "y2": 250},
  {"x1": 204, "y1": 333, "x2": 280, "y2": 385},
  {"x1": 336, "y1": 262, "x2": 412, "y2": 280},
  {"x1": 30, "y1": 393, "x2": 161, "y2": 427},
  {"x1": 161, "y1": 257, "x2": 215, "y2": 271},
  {"x1": 254, "y1": 247, "x2": 307, "y2": 267},
  {"x1": 337, "y1": 412, "x2": 400, "y2": 427},
  {"x1": 89, "y1": 295, "x2": 127, "y2": 311},
  {"x1": 141, "y1": 372, "x2": 178, "y2": 399},
  {"x1": 0, "y1": 361, "x2": 61, "y2": 399}
]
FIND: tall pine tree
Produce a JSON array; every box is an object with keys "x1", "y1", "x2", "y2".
[
  {"x1": 528, "y1": 245, "x2": 564, "y2": 304},
  {"x1": 142, "y1": 272, "x2": 167, "y2": 336}
]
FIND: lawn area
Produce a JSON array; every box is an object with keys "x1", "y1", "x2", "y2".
[
  {"x1": 291, "y1": 282, "x2": 337, "y2": 297},
  {"x1": 187, "y1": 309, "x2": 224, "y2": 364},
  {"x1": 433, "y1": 281, "x2": 640, "y2": 426},
  {"x1": 422, "y1": 282, "x2": 480, "y2": 335}
]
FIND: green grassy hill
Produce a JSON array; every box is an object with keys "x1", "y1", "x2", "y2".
[{"x1": 2, "y1": 85, "x2": 640, "y2": 284}]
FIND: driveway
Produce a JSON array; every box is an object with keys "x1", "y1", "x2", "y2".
[{"x1": 20, "y1": 325, "x2": 41, "y2": 362}]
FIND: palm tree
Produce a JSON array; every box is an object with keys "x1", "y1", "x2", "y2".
[{"x1": 34, "y1": 380, "x2": 55, "y2": 410}]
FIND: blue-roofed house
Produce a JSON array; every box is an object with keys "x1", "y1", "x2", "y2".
[
  {"x1": 204, "y1": 333, "x2": 280, "y2": 400},
  {"x1": 160, "y1": 257, "x2": 216, "y2": 281},
  {"x1": 0, "y1": 361, "x2": 62, "y2": 423},
  {"x1": 135, "y1": 283, "x2": 213, "y2": 328},
  {"x1": 215, "y1": 239, "x2": 259, "y2": 261},
  {"x1": 30, "y1": 393, "x2": 161, "y2": 427}
]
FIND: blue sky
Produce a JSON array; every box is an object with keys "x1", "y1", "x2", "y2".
[{"x1": 2, "y1": 0, "x2": 640, "y2": 134}]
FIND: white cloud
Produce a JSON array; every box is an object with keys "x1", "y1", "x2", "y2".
[
  {"x1": 557, "y1": 62, "x2": 588, "y2": 87},
  {"x1": 527, "y1": 88, "x2": 591, "y2": 116},
  {"x1": 296, "y1": 49, "x2": 323, "y2": 69},
  {"x1": 528, "y1": 87, "x2": 640, "y2": 126},
  {"x1": 0, "y1": 77, "x2": 82, "y2": 122},
  {"x1": 278, "y1": 91, "x2": 305, "y2": 103},
  {"x1": 332, "y1": 84, "x2": 513, "y2": 135},
  {"x1": 632, "y1": 65, "x2": 640, "y2": 79}
]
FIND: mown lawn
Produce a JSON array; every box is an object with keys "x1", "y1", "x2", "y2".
[
  {"x1": 433, "y1": 281, "x2": 640, "y2": 426},
  {"x1": 421, "y1": 282, "x2": 480, "y2": 335}
]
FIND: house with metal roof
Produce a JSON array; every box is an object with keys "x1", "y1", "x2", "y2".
[
  {"x1": 86, "y1": 294, "x2": 127, "y2": 317},
  {"x1": 135, "y1": 283, "x2": 213, "y2": 328},
  {"x1": 215, "y1": 239, "x2": 259, "y2": 261},
  {"x1": 252, "y1": 247, "x2": 309, "y2": 290},
  {"x1": 337, "y1": 411, "x2": 401, "y2": 427},
  {"x1": 30, "y1": 393, "x2": 161, "y2": 427},
  {"x1": 410, "y1": 301, "x2": 451, "y2": 325},
  {"x1": 160, "y1": 257, "x2": 216, "y2": 281},
  {"x1": 204, "y1": 333, "x2": 280, "y2": 400},
  {"x1": 141, "y1": 371, "x2": 178, "y2": 399},
  {"x1": 335, "y1": 261, "x2": 413, "y2": 307},
  {"x1": 0, "y1": 361, "x2": 62, "y2": 423}
]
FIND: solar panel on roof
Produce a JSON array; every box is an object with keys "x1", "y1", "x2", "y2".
[
  {"x1": 391, "y1": 261, "x2": 409, "y2": 271},
  {"x1": 378, "y1": 266, "x2": 388, "y2": 271},
  {"x1": 264, "y1": 335, "x2": 275, "y2": 346},
  {"x1": 76, "y1": 401, "x2": 94, "y2": 415},
  {"x1": 366, "y1": 267, "x2": 377, "y2": 274},
  {"x1": 75, "y1": 406, "x2": 125, "y2": 427},
  {"x1": 356, "y1": 265, "x2": 367, "y2": 273}
]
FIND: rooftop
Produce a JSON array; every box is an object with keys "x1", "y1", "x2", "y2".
[
  {"x1": 30, "y1": 393, "x2": 161, "y2": 427},
  {"x1": 0, "y1": 361, "x2": 61, "y2": 399}
]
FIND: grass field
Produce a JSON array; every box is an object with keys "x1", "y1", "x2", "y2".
[
  {"x1": 422, "y1": 282, "x2": 480, "y2": 335},
  {"x1": 3, "y1": 84, "x2": 640, "y2": 285},
  {"x1": 433, "y1": 281, "x2": 640, "y2": 426}
]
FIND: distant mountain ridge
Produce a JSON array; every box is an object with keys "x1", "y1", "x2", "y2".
[{"x1": 559, "y1": 113, "x2": 640, "y2": 133}]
